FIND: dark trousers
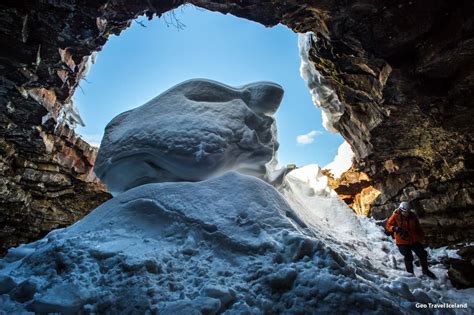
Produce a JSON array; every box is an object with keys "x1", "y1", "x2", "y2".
[{"x1": 397, "y1": 242, "x2": 429, "y2": 273}]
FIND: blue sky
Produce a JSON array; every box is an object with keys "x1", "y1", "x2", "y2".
[{"x1": 74, "y1": 5, "x2": 343, "y2": 167}]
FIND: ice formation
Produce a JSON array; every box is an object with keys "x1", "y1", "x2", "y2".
[
  {"x1": 94, "y1": 79, "x2": 283, "y2": 194},
  {"x1": 56, "y1": 101, "x2": 85, "y2": 129},
  {"x1": 298, "y1": 32, "x2": 345, "y2": 133}
]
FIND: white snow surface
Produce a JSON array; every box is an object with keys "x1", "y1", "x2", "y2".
[
  {"x1": 298, "y1": 32, "x2": 345, "y2": 133},
  {"x1": 282, "y1": 164, "x2": 364, "y2": 239},
  {"x1": 94, "y1": 79, "x2": 284, "y2": 194},
  {"x1": 1, "y1": 170, "x2": 472, "y2": 314},
  {"x1": 323, "y1": 141, "x2": 355, "y2": 179}
]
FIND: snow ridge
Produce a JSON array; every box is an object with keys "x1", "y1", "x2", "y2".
[{"x1": 323, "y1": 141, "x2": 355, "y2": 179}]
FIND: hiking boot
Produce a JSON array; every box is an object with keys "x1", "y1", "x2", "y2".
[
  {"x1": 404, "y1": 260, "x2": 414, "y2": 274},
  {"x1": 423, "y1": 269, "x2": 437, "y2": 279}
]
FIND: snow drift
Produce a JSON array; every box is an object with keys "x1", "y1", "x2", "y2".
[
  {"x1": 0, "y1": 171, "x2": 472, "y2": 314},
  {"x1": 323, "y1": 141, "x2": 355, "y2": 179},
  {"x1": 94, "y1": 79, "x2": 283, "y2": 194}
]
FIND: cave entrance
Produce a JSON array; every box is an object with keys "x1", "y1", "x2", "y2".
[{"x1": 73, "y1": 6, "x2": 344, "y2": 168}]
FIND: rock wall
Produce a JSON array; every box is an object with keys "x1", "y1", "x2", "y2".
[
  {"x1": 0, "y1": 0, "x2": 473, "y2": 250},
  {"x1": 0, "y1": 122, "x2": 110, "y2": 254},
  {"x1": 297, "y1": 1, "x2": 474, "y2": 246},
  {"x1": 0, "y1": 1, "x2": 115, "y2": 254}
]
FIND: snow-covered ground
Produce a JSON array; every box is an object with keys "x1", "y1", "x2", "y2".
[
  {"x1": 281, "y1": 165, "x2": 473, "y2": 313},
  {"x1": 0, "y1": 168, "x2": 472, "y2": 314}
]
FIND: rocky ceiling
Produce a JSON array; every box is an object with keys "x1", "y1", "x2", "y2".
[{"x1": 0, "y1": 0, "x2": 473, "y2": 253}]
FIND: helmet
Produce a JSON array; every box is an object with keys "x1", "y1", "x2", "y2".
[{"x1": 399, "y1": 201, "x2": 410, "y2": 211}]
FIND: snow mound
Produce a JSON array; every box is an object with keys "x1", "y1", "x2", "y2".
[
  {"x1": 323, "y1": 141, "x2": 355, "y2": 179},
  {"x1": 282, "y1": 164, "x2": 364, "y2": 238},
  {"x1": 94, "y1": 79, "x2": 283, "y2": 194},
  {"x1": 1, "y1": 171, "x2": 472, "y2": 314}
]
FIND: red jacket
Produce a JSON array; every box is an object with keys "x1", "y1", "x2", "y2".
[{"x1": 386, "y1": 209, "x2": 425, "y2": 245}]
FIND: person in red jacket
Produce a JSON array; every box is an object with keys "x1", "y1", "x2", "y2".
[{"x1": 386, "y1": 201, "x2": 436, "y2": 279}]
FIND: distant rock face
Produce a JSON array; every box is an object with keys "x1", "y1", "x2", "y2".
[
  {"x1": 95, "y1": 79, "x2": 283, "y2": 194},
  {"x1": 324, "y1": 166, "x2": 380, "y2": 217}
]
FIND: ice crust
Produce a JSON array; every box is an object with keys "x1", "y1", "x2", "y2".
[
  {"x1": 298, "y1": 32, "x2": 345, "y2": 133},
  {"x1": 1, "y1": 171, "x2": 472, "y2": 314},
  {"x1": 94, "y1": 79, "x2": 283, "y2": 194}
]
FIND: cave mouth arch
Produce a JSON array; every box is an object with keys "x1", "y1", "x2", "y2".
[
  {"x1": 72, "y1": 5, "x2": 345, "y2": 169},
  {"x1": 1, "y1": 0, "x2": 473, "y2": 254}
]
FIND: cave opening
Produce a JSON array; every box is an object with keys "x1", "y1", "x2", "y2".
[
  {"x1": 1, "y1": 0, "x2": 469, "y2": 253},
  {"x1": 1, "y1": 1, "x2": 473, "y2": 309},
  {"x1": 72, "y1": 5, "x2": 345, "y2": 169}
]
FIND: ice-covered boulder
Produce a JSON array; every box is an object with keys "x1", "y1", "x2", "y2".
[{"x1": 94, "y1": 79, "x2": 283, "y2": 194}]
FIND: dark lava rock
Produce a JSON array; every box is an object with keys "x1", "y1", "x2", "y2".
[{"x1": 446, "y1": 258, "x2": 474, "y2": 289}]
